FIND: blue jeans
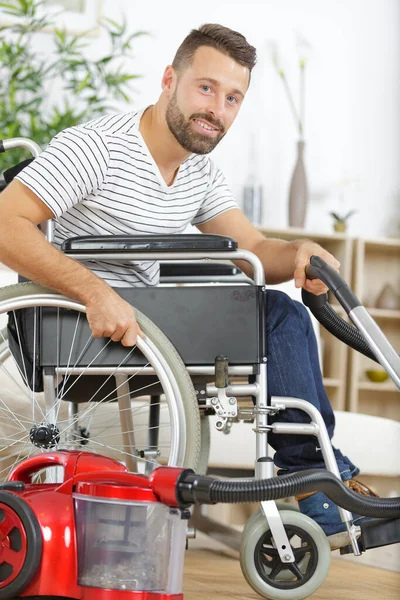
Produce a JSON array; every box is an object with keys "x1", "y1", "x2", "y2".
[{"x1": 266, "y1": 290, "x2": 359, "y2": 481}]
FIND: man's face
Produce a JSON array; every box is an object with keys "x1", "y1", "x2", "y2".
[{"x1": 165, "y1": 46, "x2": 249, "y2": 154}]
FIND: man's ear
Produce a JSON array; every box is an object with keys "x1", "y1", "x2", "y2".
[{"x1": 161, "y1": 65, "x2": 177, "y2": 96}]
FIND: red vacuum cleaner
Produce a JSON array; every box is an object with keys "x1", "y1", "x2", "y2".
[
  {"x1": 0, "y1": 451, "x2": 189, "y2": 600},
  {"x1": 0, "y1": 450, "x2": 399, "y2": 600}
]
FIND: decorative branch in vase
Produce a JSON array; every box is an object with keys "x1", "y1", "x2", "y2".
[{"x1": 270, "y1": 36, "x2": 312, "y2": 229}]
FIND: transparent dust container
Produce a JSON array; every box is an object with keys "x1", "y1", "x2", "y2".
[{"x1": 74, "y1": 493, "x2": 187, "y2": 594}]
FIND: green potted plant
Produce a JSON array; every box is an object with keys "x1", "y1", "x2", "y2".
[
  {"x1": 0, "y1": 0, "x2": 147, "y2": 170},
  {"x1": 330, "y1": 210, "x2": 356, "y2": 233}
]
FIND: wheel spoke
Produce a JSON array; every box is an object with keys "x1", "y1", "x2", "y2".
[
  {"x1": 287, "y1": 561, "x2": 305, "y2": 580},
  {"x1": 268, "y1": 561, "x2": 283, "y2": 580},
  {"x1": 56, "y1": 337, "x2": 134, "y2": 404},
  {"x1": 0, "y1": 405, "x2": 32, "y2": 426},
  {"x1": 260, "y1": 545, "x2": 279, "y2": 559},
  {"x1": 0, "y1": 437, "x2": 34, "y2": 479},
  {"x1": 0, "y1": 432, "x2": 30, "y2": 457},
  {"x1": 0, "y1": 365, "x2": 39, "y2": 418},
  {"x1": 294, "y1": 544, "x2": 312, "y2": 561},
  {"x1": 55, "y1": 333, "x2": 99, "y2": 402}
]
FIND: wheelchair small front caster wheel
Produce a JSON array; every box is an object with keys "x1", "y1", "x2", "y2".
[{"x1": 240, "y1": 510, "x2": 331, "y2": 600}]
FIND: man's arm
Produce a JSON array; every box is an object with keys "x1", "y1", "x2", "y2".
[
  {"x1": 196, "y1": 208, "x2": 340, "y2": 294},
  {"x1": 0, "y1": 180, "x2": 142, "y2": 345}
]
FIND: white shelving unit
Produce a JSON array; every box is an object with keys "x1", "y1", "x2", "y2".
[{"x1": 348, "y1": 237, "x2": 400, "y2": 419}]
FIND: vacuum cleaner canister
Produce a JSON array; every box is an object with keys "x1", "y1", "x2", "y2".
[{"x1": 0, "y1": 451, "x2": 188, "y2": 600}]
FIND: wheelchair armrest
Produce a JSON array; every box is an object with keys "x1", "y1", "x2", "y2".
[
  {"x1": 159, "y1": 262, "x2": 254, "y2": 284},
  {"x1": 61, "y1": 234, "x2": 238, "y2": 253}
]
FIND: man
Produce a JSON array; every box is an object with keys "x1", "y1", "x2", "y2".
[{"x1": 0, "y1": 24, "x2": 374, "y2": 548}]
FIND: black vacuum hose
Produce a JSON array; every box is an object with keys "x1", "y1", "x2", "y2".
[
  {"x1": 302, "y1": 256, "x2": 382, "y2": 362},
  {"x1": 302, "y1": 291, "x2": 378, "y2": 363},
  {"x1": 178, "y1": 469, "x2": 400, "y2": 519}
]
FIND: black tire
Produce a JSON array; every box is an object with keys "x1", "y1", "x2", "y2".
[{"x1": 0, "y1": 491, "x2": 42, "y2": 599}]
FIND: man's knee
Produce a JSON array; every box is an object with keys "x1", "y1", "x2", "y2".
[
  {"x1": 266, "y1": 289, "x2": 294, "y2": 308},
  {"x1": 293, "y1": 297, "x2": 311, "y2": 321},
  {"x1": 266, "y1": 289, "x2": 311, "y2": 333}
]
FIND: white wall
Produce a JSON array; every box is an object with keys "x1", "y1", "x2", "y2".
[{"x1": 96, "y1": 0, "x2": 400, "y2": 239}]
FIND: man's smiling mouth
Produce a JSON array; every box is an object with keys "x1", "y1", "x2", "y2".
[{"x1": 192, "y1": 118, "x2": 219, "y2": 132}]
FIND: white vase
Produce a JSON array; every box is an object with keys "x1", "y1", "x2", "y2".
[{"x1": 288, "y1": 140, "x2": 308, "y2": 228}]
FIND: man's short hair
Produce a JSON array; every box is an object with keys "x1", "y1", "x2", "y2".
[{"x1": 172, "y1": 24, "x2": 257, "y2": 77}]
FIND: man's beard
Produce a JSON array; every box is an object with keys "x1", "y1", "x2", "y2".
[{"x1": 165, "y1": 91, "x2": 225, "y2": 154}]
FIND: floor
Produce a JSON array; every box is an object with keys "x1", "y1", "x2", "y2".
[
  {"x1": 184, "y1": 530, "x2": 400, "y2": 600},
  {"x1": 184, "y1": 545, "x2": 400, "y2": 599}
]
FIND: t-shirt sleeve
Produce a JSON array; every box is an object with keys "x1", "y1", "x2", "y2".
[
  {"x1": 15, "y1": 126, "x2": 110, "y2": 218},
  {"x1": 191, "y1": 160, "x2": 239, "y2": 225}
]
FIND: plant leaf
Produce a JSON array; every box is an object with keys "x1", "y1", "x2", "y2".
[{"x1": 0, "y1": 5, "x2": 144, "y2": 149}]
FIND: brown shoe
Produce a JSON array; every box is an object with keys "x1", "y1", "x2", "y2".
[
  {"x1": 344, "y1": 478, "x2": 378, "y2": 497},
  {"x1": 295, "y1": 477, "x2": 379, "y2": 502}
]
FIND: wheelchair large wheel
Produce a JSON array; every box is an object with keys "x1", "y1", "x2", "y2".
[
  {"x1": 240, "y1": 510, "x2": 331, "y2": 600},
  {"x1": 0, "y1": 283, "x2": 201, "y2": 480}
]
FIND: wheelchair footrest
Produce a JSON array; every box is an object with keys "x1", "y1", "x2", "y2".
[{"x1": 360, "y1": 517, "x2": 400, "y2": 550}]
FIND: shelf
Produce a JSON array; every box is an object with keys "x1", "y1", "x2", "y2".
[
  {"x1": 329, "y1": 305, "x2": 400, "y2": 320},
  {"x1": 365, "y1": 308, "x2": 400, "y2": 320},
  {"x1": 258, "y1": 227, "x2": 351, "y2": 242},
  {"x1": 363, "y1": 237, "x2": 400, "y2": 250},
  {"x1": 358, "y1": 381, "x2": 399, "y2": 392},
  {"x1": 323, "y1": 377, "x2": 341, "y2": 387}
]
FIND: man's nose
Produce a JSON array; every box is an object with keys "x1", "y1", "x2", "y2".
[{"x1": 206, "y1": 94, "x2": 225, "y2": 123}]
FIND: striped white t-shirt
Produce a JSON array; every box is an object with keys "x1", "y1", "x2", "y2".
[{"x1": 16, "y1": 108, "x2": 238, "y2": 287}]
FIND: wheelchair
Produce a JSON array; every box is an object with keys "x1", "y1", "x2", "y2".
[{"x1": 1, "y1": 137, "x2": 399, "y2": 600}]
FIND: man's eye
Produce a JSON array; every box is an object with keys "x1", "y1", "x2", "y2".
[
  {"x1": 227, "y1": 95, "x2": 237, "y2": 104},
  {"x1": 201, "y1": 85, "x2": 211, "y2": 92}
]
